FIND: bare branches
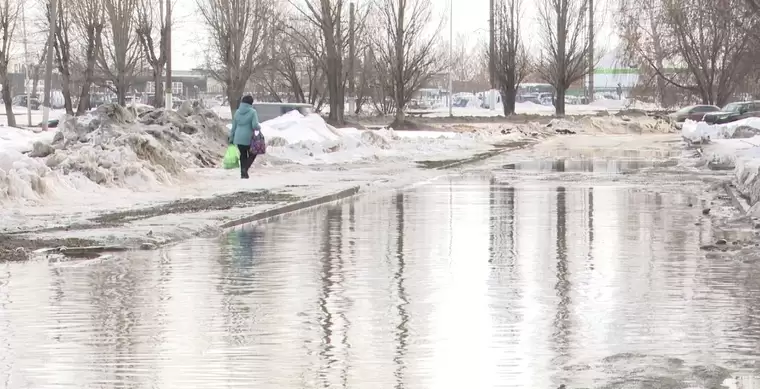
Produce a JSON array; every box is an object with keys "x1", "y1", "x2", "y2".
[
  {"x1": 620, "y1": 0, "x2": 758, "y2": 106},
  {"x1": 450, "y1": 33, "x2": 476, "y2": 83},
  {"x1": 371, "y1": 0, "x2": 443, "y2": 125},
  {"x1": 135, "y1": 0, "x2": 168, "y2": 107},
  {"x1": 197, "y1": 0, "x2": 273, "y2": 114},
  {"x1": 69, "y1": 0, "x2": 105, "y2": 114},
  {"x1": 290, "y1": 0, "x2": 351, "y2": 125},
  {"x1": 96, "y1": 0, "x2": 141, "y2": 105},
  {"x1": 43, "y1": 0, "x2": 75, "y2": 114},
  {"x1": 493, "y1": 0, "x2": 530, "y2": 115},
  {"x1": 0, "y1": 0, "x2": 20, "y2": 126}
]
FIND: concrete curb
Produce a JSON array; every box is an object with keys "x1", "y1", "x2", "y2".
[
  {"x1": 29, "y1": 186, "x2": 363, "y2": 260},
  {"x1": 723, "y1": 182, "x2": 750, "y2": 215},
  {"x1": 219, "y1": 185, "x2": 362, "y2": 229},
  {"x1": 435, "y1": 141, "x2": 535, "y2": 170}
]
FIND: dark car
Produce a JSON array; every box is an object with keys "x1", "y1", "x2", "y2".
[
  {"x1": 12, "y1": 95, "x2": 40, "y2": 110},
  {"x1": 667, "y1": 104, "x2": 720, "y2": 127},
  {"x1": 703, "y1": 101, "x2": 760, "y2": 124}
]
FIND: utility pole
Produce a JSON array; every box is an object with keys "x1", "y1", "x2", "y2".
[
  {"x1": 41, "y1": 0, "x2": 58, "y2": 131},
  {"x1": 349, "y1": 2, "x2": 355, "y2": 115},
  {"x1": 448, "y1": 0, "x2": 453, "y2": 117},
  {"x1": 165, "y1": 0, "x2": 172, "y2": 110},
  {"x1": 21, "y1": 2, "x2": 31, "y2": 127},
  {"x1": 588, "y1": 0, "x2": 594, "y2": 102},
  {"x1": 489, "y1": 0, "x2": 495, "y2": 90}
]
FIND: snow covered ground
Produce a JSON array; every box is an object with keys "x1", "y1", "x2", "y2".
[{"x1": 0, "y1": 104, "x2": 673, "y2": 258}]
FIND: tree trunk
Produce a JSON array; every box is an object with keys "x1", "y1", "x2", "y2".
[
  {"x1": 116, "y1": 72, "x2": 128, "y2": 106},
  {"x1": 227, "y1": 85, "x2": 243, "y2": 116},
  {"x1": 61, "y1": 73, "x2": 74, "y2": 115},
  {"x1": 31, "y1": 66, "x2": 42, "y2": 98},
  {"x1": 322, "y1": 8, "x2": 344, "y2": 126},
  {"x1": 555, "y1": 1, "x2": 566, "y2": 117},
  {"x1": 3, "y1": 78, "x2": 15, "y2": 127},
  {"x1": 76, "y1": 81, "x2": 93, "y2": 115},
  {"x1": 153, "y1": 69, "x2": 164, "y2": 108},
  {"x1": 555, "y1": 87, "x2": 566, "y2": 116},
  {"x1": 392, "y1": 0, "x2": 405, "y2": 127},
  {"x1": 117, "y1": 86, "x2": 126, "y2": 106},
  {"x1": 326, "y1": 56, "x2": 343, "y2": 124},
  {"x1": 500, "y1": 86, "x2": 516, "y2": 116},
  {"x1": 76, "y1": 32, "x2": 99, "y2": 115}
]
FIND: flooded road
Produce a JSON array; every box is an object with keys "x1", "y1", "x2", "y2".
[{"x1": 3, "y1": 157, "x2": 760, "y2": 388}]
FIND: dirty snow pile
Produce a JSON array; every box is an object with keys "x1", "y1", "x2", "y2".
[
  {"x1": 681, "y1": 117, "x2": 760, "y2": 144},
  {"x1": 252, "y1": 110, "x2": 501, "y2": 165},
  {"x1": 0, "y1": 102, "x2": 228, "y2": 204},
  {"x1": 544, "y1": 115, "x2": 672, "y2": 135},
  {"x1": 685, "y1": 118, "x2": 760, "y2": 207}
]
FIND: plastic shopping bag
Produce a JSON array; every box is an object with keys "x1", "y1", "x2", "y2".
[
  {"x1": 250, "y1": 129, "x2": 266, "y2": 155},
  {"x1": 223, "y1": 145, "x2": 240, "y2": 169}
]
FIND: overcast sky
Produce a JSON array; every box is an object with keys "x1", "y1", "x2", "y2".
[{"x1": 19, "y1": 0, "x2": 620, "y2": 71}]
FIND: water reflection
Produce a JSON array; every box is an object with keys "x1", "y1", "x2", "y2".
[
  {"x1": 502, "y1": 158, "x2": 677, "y2": 173},
  {"x1": 393, "y1": 193, "x2": 409, "y2": 389},
  {"x1": 1, "y1": 174, "x2": 759, "y2": 388}
]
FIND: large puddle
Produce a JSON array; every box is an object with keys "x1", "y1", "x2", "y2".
[
  {"x1": 501, "y1": 157, "x2": 680, "y2": 173},
  {"x1": 2, "y1": 174, "x2": 760, "y2": 388}
]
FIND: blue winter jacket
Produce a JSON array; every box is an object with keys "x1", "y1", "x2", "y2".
[{"x1": 229, "y1": 102, "x2": 260, "y2": 146}]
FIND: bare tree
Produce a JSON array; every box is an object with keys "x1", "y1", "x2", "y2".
[
  {"x1": 198, "y1": 0, "x2": 273, "y2": 115},
  {"x1": 373, "y1": 0, "x2": 442, "y2": 127},
  {"x1": 260, "y1": 17, "x2": 326, "y2": 107},
  {"x1": 43, "y1": 0, "x2": 76, "y2": 114},
  {"x1": 290, "y1": 0, "x2": 350, "y2": 125},
  {"x1": 536, "y1": 0, "x2": 591, "y2": 115},
  {"x1": 450, "y1": 33, "x2": 475, "y2": 83},
  {"x1": 278, "y1": 39, "x2": 327, "y2": 107},
  {"x1": 618, "y1": 0, "x2": 671, "y2": 106},
  {"x1": 71, "y1": 0, "x2": 105, "y2": 114},
  {"x1": 135, "y1": 0, "x2": 169, "y2": 107},
  {"x1": 493, "y1": 0, "x2": 529, "y2": 115},
  {"x1": 0, "y1": 0, "x2": 18, "y2": 127},
  {"x1": 368, "y1": 46, "x2": 395, "y2": 115},
  {"x1": 644, "y1": 0, "x2": 753, "y2": 106},
  {"x1": 97, "y1": 0, "x2": 140, "y2": 106}
]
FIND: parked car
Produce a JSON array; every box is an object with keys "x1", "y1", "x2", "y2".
[
  {"x1": 12, "y1": 95, "x2": 40, "y2": 110},
  {"x1": 667, "y1": 104, "x2": 720, "y2": 127},
  {"x1": 703, "y1": 101, "x2": 760, "y2": 124}
]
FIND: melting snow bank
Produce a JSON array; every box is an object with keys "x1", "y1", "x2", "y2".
[
  {"x1": 682, "y1": 118, "x2": 760, "y2": 144},
  {"x1": 246, "y1": 110, "x2": 492, "y2": 165},
  {"x1": 686, "y1": 119, "x2": 760, "y2": 210},
  {"x1": 0, "y1": 103, "x2": 229, "y2": 204}
]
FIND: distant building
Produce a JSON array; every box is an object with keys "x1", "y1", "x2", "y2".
[{"x1": 134, "y1": 69, "x2": 207, "y2": 99}]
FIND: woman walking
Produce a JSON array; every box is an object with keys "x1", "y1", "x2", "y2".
[{"x1": 228, "y1": 95, "x2": 260, "y2": 179}]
